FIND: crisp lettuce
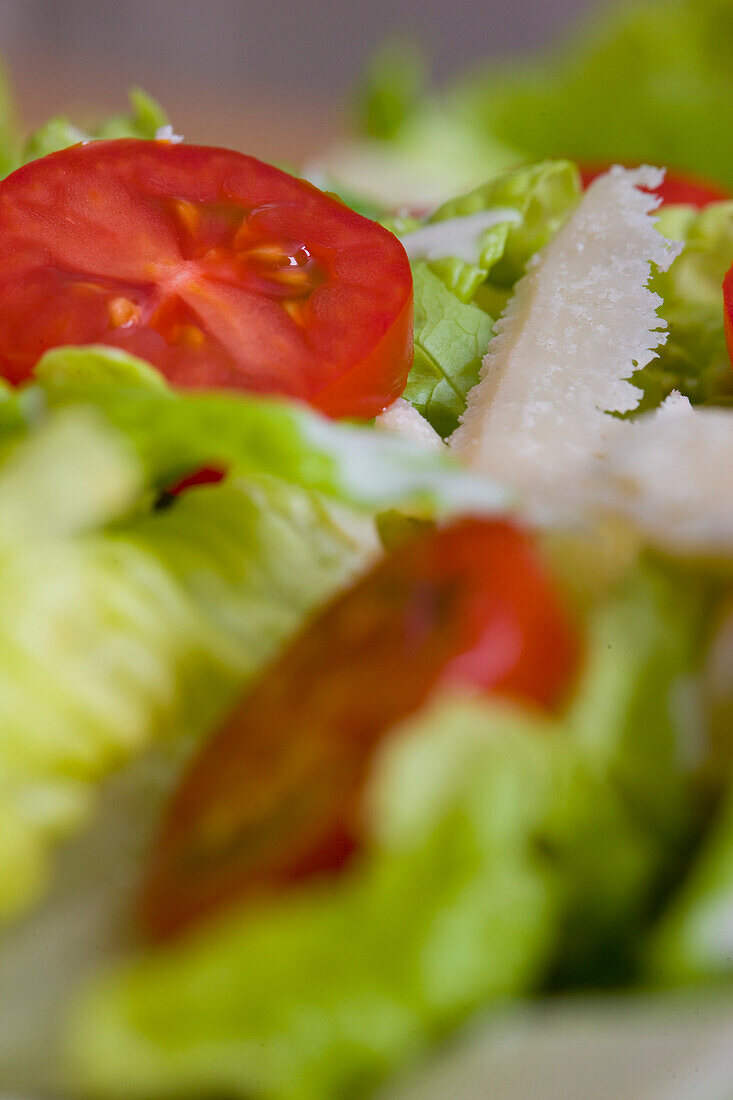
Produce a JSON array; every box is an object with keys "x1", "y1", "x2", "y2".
[
  {"x1": 551, "y1": 560, "x2": 714, "y2": 984},
  {"x1": 64, "y1": 561, "x2": 705, "y2": 1100},
  {"x1": 65, "y1": 697, "x2": 642, "y2": 1100},
  {"x1": 0, "y1": 341, "x2": 517, "y2": 926},
  {"x1": 16, "y1": 345, "x2": 511, "y2": 518},
  {"x1": 113, "y1": 475, "x2": 376, "y2": 672},
  {"x1": 647, "y1": 785, "x2": 733, "y2": 986},
  {"x1": 421, "y1": 159, "x2": 580, "y2": 302},
  {"x1": 647, "y1": 607, "x2": 733, "y2": 986},
  {"x1": 625, "y1": 202, "x2": 733, "y2": 413},
  {"x1": 405, "y1": 263, "x2": 493, "y2": 437},
  {"x1": 566, "y1": 562, "x2": 711, "y2": 841},
  {"x1": 0, "y1": 406, "x2": 142, "y2": 539},
  {"x1": 0, "y1": 395, "x2": 379, "y2": 924},
  {"x1": 22, "y1": 88, "x2": 169, "y2": 165},
  {"x1": 0, "y1": 490, "x2": 371, "y2": 926}
]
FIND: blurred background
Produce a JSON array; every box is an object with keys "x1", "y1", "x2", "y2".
[{"x1": 0, "y1": 0, "x2": 598, "y2": 162}]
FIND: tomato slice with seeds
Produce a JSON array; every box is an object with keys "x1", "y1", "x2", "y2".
[
  {"x1": 141, "y1": 518, "x2": 579, "y2": 941},
  {"x1": 0, "y1": 139, "x2": 413, "y2": 418},
  {"x1": 579, "y1": 162, "x2": 729, "y2": 208}
]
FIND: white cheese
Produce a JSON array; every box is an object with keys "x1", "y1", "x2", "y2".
[
  {"x1": 376, "y1": 399, "x2": 446, "y2": 453},
  {"x1": 398, "y1": 209, "x2": 521, "y2": 264},
  {"x1": 649, "y1": 389, "x2": 694, "y2": 419},
  {"x1": 598, "y1": 399, "x2": 733, "y2": 553},
  {"x1": 449, "y1": 166, "x2": 682, "y2": 512}
]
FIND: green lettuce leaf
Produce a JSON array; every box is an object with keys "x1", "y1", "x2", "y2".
[
  {"x1": 113, "y1": 475, "x2": 376, "y2": 675},
  {"x1": 22, "y1": 88, "x2": 169, "y2": 165},
  {"x1": 566, "y1": 561, "x2": 711, "y2": 841},
  {"x1": 550, "y1": 560, "x2": 714, "y2": 985},
  {"x1": 422, "y1": 159, "x2": 580, "y2": 302},
  {"x1": 66, "y1": 694, "x2": 651, "y2": 1100},
  {"x1": 0, "y1": 341, "x2": 514, "y2": 926},
  {"x1": 626, "y1": 202, "x2": 733, "y2": 413},
  {"x1": 647, "y1": 606, "x2": 733, "y2": 986},
  {"x1": 0, "y1": 402, "x2": 377, "y2": 925},
  {"x1": 0, "y1": 406, "x2": 142, "y2": 540},
  {"x1": 10, "y1": 345, "x2": 511, "y2": 518},
  {"x1": 647, "y1": 785, "x2": 733, "y2": 986},
  {"x1": 405, "y1": 263, "x2": 493, "y2": 437},
  {"x1": 64, "y1": 558, "x2": 704, "y2": 1100}
]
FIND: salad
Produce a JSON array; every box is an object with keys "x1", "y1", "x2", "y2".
[{"x1": 1, "y1": 0, "x2": 733, "y2": 1097}]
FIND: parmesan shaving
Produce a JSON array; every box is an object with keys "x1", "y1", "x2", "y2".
[
  {"x1": 597, "y1": 400, "x2": 733, "y2": 553},
  {"x1": 649, "y1": 389, "x2": 694, "y2": 419},
  {"x1": 376, "y1": 399, "x2": 445, "y2": 453},
  {"x1": 449, "y1": 166, "x2": 682, "y2": 508}
]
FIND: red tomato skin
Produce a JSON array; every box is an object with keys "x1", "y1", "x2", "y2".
[
  {"x1": 167, "y1": 467, "x2": 225, "y2": 494},
  {"x1": 579, "y1": 163, "x2": 729, "y2": 208},
  {"x1": 0, "y1": 139, "x2": 413, "y2": 419},
  {"x1": 314, "y1": 293, "x2": 414, "y2": 419},
  {"x1": 724, "y1": 264, "x2": 733, "y2": 368},
  {"x1": 140, "y1": 518, "x2": 579, "y2": 941}
]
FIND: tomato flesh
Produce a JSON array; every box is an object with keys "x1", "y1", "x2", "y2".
[
  {"x1": 141, "y1": 519, "x2": 579, "y2": 940},
  {"x1": 0, "y1": 139, "x2": 413, "y2": 418},
  {"x1": 579, "y1": 163, "x2": 729, "y2": 208}
]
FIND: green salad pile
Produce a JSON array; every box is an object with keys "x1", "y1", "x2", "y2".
[{"x1": 0, "y1": 0, "x2": 732, "y2": 1098}]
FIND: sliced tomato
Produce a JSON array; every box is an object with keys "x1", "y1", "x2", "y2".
[
  {"x1": 724, "y1": 263, "x2": 733, "y2": 368},
  {"x1": 140, "y1": 518, "x2": 579, "y2": 940},
  {"x1": 0, "y1": 139, "x2": 413, "y2": 418},
  {"x1": 579, "y1": 163, "x2": 729, "y2": 208}
]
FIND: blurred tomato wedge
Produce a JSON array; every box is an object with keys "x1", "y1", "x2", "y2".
[
  {"x1": 579, "y1": 163, "x2": 729, "y2": 207},
  {"x1": 0, "y1": 139, "x2": 413, "y2": 418},
  {"x1": 141, "y1": 518, "x2": 580, "y2": 940}
]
